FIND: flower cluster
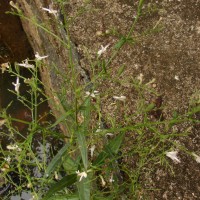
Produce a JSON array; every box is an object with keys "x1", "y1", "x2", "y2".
[
  {"x1": 85, "y1": 90, "x2": 99, "y2": 98},
  {"x1": 18, "y1": 59, "x2": 34, "y2": 69},
  {"x1": 12, "y1": 53, "x2": 48, "y2": 94}
]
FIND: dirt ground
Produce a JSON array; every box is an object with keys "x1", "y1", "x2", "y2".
[{"x1": 66, "y1": 0, "x2": 200, "y2": 199}]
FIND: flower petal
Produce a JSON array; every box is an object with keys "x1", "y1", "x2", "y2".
[
  {"x1": 35, "y1": 52, "x2": 49, "y2": 60},
  {"x1": 192, "y1": 153, "x2": 200, "y2": 163},
  {"x1": 166, "y1": 151, "x2": 181, "y2": 163},
  {"x1": 113, "y1": 95, "x2": 126, "y2": 102},
  {"x1": 97, "y1": 44, "x2": 110, "y2": 56}
]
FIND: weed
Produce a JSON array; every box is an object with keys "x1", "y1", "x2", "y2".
[{"x1": 1, "y1": 0, "x2": 200, "y2": 200}]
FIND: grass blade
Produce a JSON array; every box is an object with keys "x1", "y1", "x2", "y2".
[
  {"x1": 77, "y1": 176, "x2": 91, "y2": 200},
  {"x1": 49, "y1": 194, "x2": 79, "y2": 200},
  {"x1": 42, "y1": 174, "x2": 77, "y2": 200},
  {"x1": 76, "y1": 128, "x2": 88, "y2": 169},
  {"x1": 45, "y1": 143, "x2": 69, "y2": 177},
  {"x1": 114, "y1": 37, "x2": 127, "y2": 50},
  {"x1": 63, "y1": 155, "x2": 79, "y2": 173},
  {"x1": 49, "y1": 110, "x2": 73, "y2": 129},
  {"x1": 76, "y1": 98, "x2": 91, "y2": 169},
  {"x1": 93, "y1": 132, "x2": 125, "y2": 166}
]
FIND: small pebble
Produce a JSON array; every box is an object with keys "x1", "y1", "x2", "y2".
[
  {"x1": 105, "y1": 29, "x2": 110, "y2": 34},
  {"x1": 152, "y1": 83, "x2": 157, "y2": 88},
  {"x1": 175, "y1": 75, "x2": 179, "y2": 80},
  {"x1": 96, "y1": 30, "x2": 103, "y2": 36}
]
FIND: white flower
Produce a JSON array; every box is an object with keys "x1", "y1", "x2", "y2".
[
  {"x1": 105, "y1": 133, "x2": 114, "y2": 137},
  {"x1": 42, "y1": 7, "x2": 58, "y2": 17},
  {"x1": 17, "y1": 59, "x2": 34, "y2": 69},
  {"x1": 97, "y1": 44, "x2": 110, "y2": 56},
  {"x1": 4, "y1": 156, "x2": 11, "y2": 163},
  {"x1": 109, "y1": 173, "x2": 114, "y2": 183},
  {"x1": 174, "y1": 75, "x2": 179, "y2": 80},
  {"x1": 54, "y1": 171, "x2": 59, "y2": 180},
  {"x1": 27, "y1": 183, "x2": 32, "y2": 188},
  {"x1": 0, "y1": 119, "x2": 6, "y2": 127},
  {"x1": 192, "y1": 153, "x2": 200, "y2": 163},
  {"x1": 35, "y1": 52, "x2": 48, "y2": 61},
  {"x1": 1, "y1": 62, "x2": 9, "y2": 73},
  {"x1": 76, "y1": 170, "x2": 87, "y2": 182},
  {"x1": 85, "y1": 90, "x2": 99, "y2": 98},
  {"x1": 9, "y1": 1, "x2": 21, "y2": 12},
  {"x1": 96, "y1": 122, "x2": 103, "y2": 133},
  {"x1": 137, "y1": 73, "x2": 144, "y2": 84},
  {"x1": 96, "y1": 128, "x2": 101, "y2": 133},
  {"x1": 7, "y1": 144, "x2": 22, "y2": 152},
  {"x1": 12, "y1": 77, "x2": 20, "y2": 94},
  {"x1": 166, "y1": 151, "x2": 181, "y2": 163},
  {"x1": 90, "y1": 145, "x2": 96, "y2": 158},
  {"x1": 1, "y1": 163, "x2": 10, "y2": 171},
  {"x1": 113, "y1": 95, "x2": 126, "y2": 102},
  {"x1": 99, "y1": 175, "x2": 106, "y2": 187}
]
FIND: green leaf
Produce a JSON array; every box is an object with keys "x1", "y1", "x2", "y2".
[
  {"x1": 63, "y1": 155, "x2": 78, "y2": 173},
  {"x1": 114, "y1": 37, "x2": 127, "y2": 49},
  {"x1": 42, "y1": 174, "x2": 77, "y2": 200},
  {"x1": 76, "y1": 128, "x2": 88, "y2": 169},
  {"x1": 82, "y1": 98, "x2": 91, "y2": 131},
  {"x1": 138, "y1": 0, "x2": 145, "y2": 11},
  {"x1": 77, "y1": 175, "x2": 91, "y2": 200},
  {"x1": 49, "y1": 110, "x2": 73, "y2": 129},
  {"x1": 49, "y1": 194, "x2": 79, "y2": 200},
  {"x1": 45, "y1": 143, "x2": 69, "y2": 177},
  {"x1": 145, "y1": 103, "x2": 155, "y2": 112},
  {"x1": 117, "y1": 65, "x2": 126, "y2": 76},
  {"x1": 172, "y1": 111, "x2": 178, "y2": 119},
  {"x1": 188, "y1": 105, "x2": 200, "y2": 116},
  {"x1": 101, "y1": 60, "x2": 107, "y2": 74},
  {"x1": 76, "y1": 98, "x2": 90, "y2": 169},
  {"x1": 93, "y1": 132, "x2": 125, "y2": 166},
  {"x1": 93, "y1": 195, "x2": 114, "y2": 200}
]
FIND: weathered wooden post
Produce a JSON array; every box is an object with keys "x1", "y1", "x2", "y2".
[{"x1": 15, "y1": 0, "x2": 90, "y2": 136}]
